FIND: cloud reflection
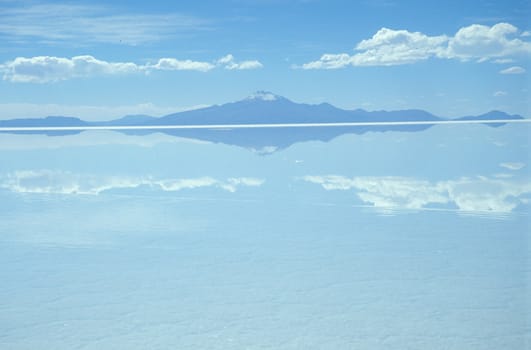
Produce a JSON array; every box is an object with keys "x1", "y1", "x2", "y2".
[
  {"x1": 0, "y1": 170, "x2": 264, "y2": 195},
  {"x1": 303, "y1": 175, "x2": 531, "y2": 213}
]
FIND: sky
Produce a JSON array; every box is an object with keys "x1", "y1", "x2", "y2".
[{"x1": 0, "y1": 0, "x2": 529, "y2": 120}]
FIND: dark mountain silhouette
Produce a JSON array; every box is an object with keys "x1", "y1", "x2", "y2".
[{"x1": 0, "y1": 92, "x2": 525, "y2": 150}]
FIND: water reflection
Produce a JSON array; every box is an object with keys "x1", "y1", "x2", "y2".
[
  {"x1": 302, "y1": 175, "x2": 531, "y2": 214},
  {"x1": 0, "y1": 123, "x2": 529, "y2": 349},
  {"x1": 1, "y1": 170, "x2": 264, "y2": 195}
]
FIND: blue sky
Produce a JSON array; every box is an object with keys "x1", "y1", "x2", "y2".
[{"x1": 0, "y1": 0, "x2": 529, "y2": 120}]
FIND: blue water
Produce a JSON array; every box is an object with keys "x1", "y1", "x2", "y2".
[{"x1": 0, "y1": 124, "x2": 529, "y2": 349}]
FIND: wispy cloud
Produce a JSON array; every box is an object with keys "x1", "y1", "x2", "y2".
[
  {"x1": 499, "y1": 66, "x2": 526, "y2": 74},
  {"x1": 298, "y1": 23, "x2": 531, "y2": 69},
  {"x1": 493, "y1": 58, "x2": 515, "y2": 64},
  {"x1": 0, "y1": 54, "x2": 263, "y2": 83},
  {"x1": 0, "y1": 3, "x2": 208, "y2": 45},
  {"x1": 493, "y1": 90, "x2": 508, "y2": 97},
  {"x1": 302, "y1": 175, "x2": 531, "y2": 213},
  {"x1": 0, "y1": 170, "x2": 265, "y2": 195},
  {"x1": 499, "y1": 162, "x2": 525, "y2": 170}
]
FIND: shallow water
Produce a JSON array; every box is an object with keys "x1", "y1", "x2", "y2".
[{"x1": 0, "y1": 124, "x2": 529, "y2": 349}]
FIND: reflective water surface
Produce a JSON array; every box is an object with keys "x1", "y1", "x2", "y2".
[{"x1": 0, "y1": 124, "x2": 529, "y2": 349}]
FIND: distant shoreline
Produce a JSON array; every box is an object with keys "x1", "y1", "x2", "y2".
[{"x1": 0, "y1": 118, "x2": 529, "y2": 132}]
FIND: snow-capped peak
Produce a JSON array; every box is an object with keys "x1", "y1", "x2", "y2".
[{"x1": 246, "y1": 91, "x2": 281, "y2": 101}]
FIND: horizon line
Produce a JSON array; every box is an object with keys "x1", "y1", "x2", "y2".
[{"x1": 0, "y1": 119, "x2": 530, "y2": 132}]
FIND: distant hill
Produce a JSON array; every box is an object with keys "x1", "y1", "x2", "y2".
[
  {"x1": 102, "y1": 115, "x2": 158, "y2": 126},
  {"x1": 455, "y1": 110, "x2": 524, "y2": 127},
  {"x1": 0, "y1": 91, "x2": 525, "y2": 150},
  {"x1": 0, "y1": 116, "x2": 88, "y2": 127},
  {"x1": 0, "y1": 116, "x2": 88, "y2": 136}
]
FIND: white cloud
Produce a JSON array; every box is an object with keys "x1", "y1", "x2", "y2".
[
  {"x1": 0, "y1": 170, "x2": 265, "y2": 195},
  {"x1": 446, "y1": 23, "x2": 531, "y2": 60},
  {"x1": 445, "y1": 178, "x2": 530, "y2": 213},
  {"x1": 303, "y1": 175, "x2": 448, "y2": 209},
  {"x1": 499, "y1": 162, "x2": 525, "y2": 170},
  {"x1": 300, "y1": 22, "x2": 531, "y2": 69},
  {"x1": 301, "y1": 53, "x2": 355, "y2": 69},
  {"x1": 353, "y1": 28, "x2": 448, "y2": 65},
  {"x1": 220, "y1": 177, "x2": 265, "y2": 192},
  {"x1": 246, "y1": 91, "x2": 278, "y2": 101},
  {"x1": 149, "y1": 58, "x2": 215, "y2": 72},
  {"x1": 1, "y1": 170, "x2": 141, "y2": 195},
  {"x1": 493, "y1": 90, "x2": 508, "y2": 97},
  {"x1": 227, "y1": 60, "x2": 263, "y2": 70},
  {"x1": 1, "y1": 54, "x2": 262, "y2": 83},
  {"x1": 0, "y1": 3, "x2": 208, "y2": 45},
  {"x1": 216, "y1": 54, "x2": 263, "y2": 70},
  {"x1": 303, "y1": 175, "x2": 531, "y2": 213},
  {"x1": 499, "y1": 66, "x2": 526, "y2": 74},
  {"x1": 155, "y1": 177, "x2": 219, "y2": 191},
  {"x1": 217, "y1": 54, "x2": 235, "y2": 65},
  {"x1": 1, "y1": 55, "x2": 141, "y2": 83}
]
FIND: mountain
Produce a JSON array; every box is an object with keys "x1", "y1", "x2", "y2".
[
  {"x1": 0, "y1": 116, "x2": 88, "y2": 127},
  {"x1": 136, "y1": 91, "x2": 446, "y2": 148},
  {"x1": 153, "y1": 92, "x2": 355, "y2": 125},
  {"x1": 102, "y1": 114, "x2": 157, "y2": 126},
  {"x1": 151, "y1": 91, "x2": 441, "y2": 126},
  {"x1": 0, "y1": 92, "x2": 525, "y2": 150},
  {"x1": 457, "y1": 110, "x2": 523, "y2": 121},
  {"x1": 456, "y1": 110, "x2": 524, "y2": 127},
  {"x1": 0, "y1": 116, "x2": 88, "y2": 136}
]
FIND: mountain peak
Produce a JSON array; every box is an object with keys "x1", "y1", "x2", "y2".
[{"x1": 245, "y1": 91, "x2": 284, "y2": 102}]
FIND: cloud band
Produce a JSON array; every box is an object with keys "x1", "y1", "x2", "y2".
[
  {"x1": 0, "y1": 54, "x2": 263, "y2": 83},
  {"x1": 299, "y1": 23, "x2": 531, "y2": 69},
  {"x1": 0, "y1": 170, "x2": 265, "y2": 195},
  {"x1": 303, "y1": 175, "x2": 531, "y2": 213}
]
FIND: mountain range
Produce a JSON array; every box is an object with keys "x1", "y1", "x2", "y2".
[{"x1": 0, "y1": 91, "x2": 524, "y2": 151}]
